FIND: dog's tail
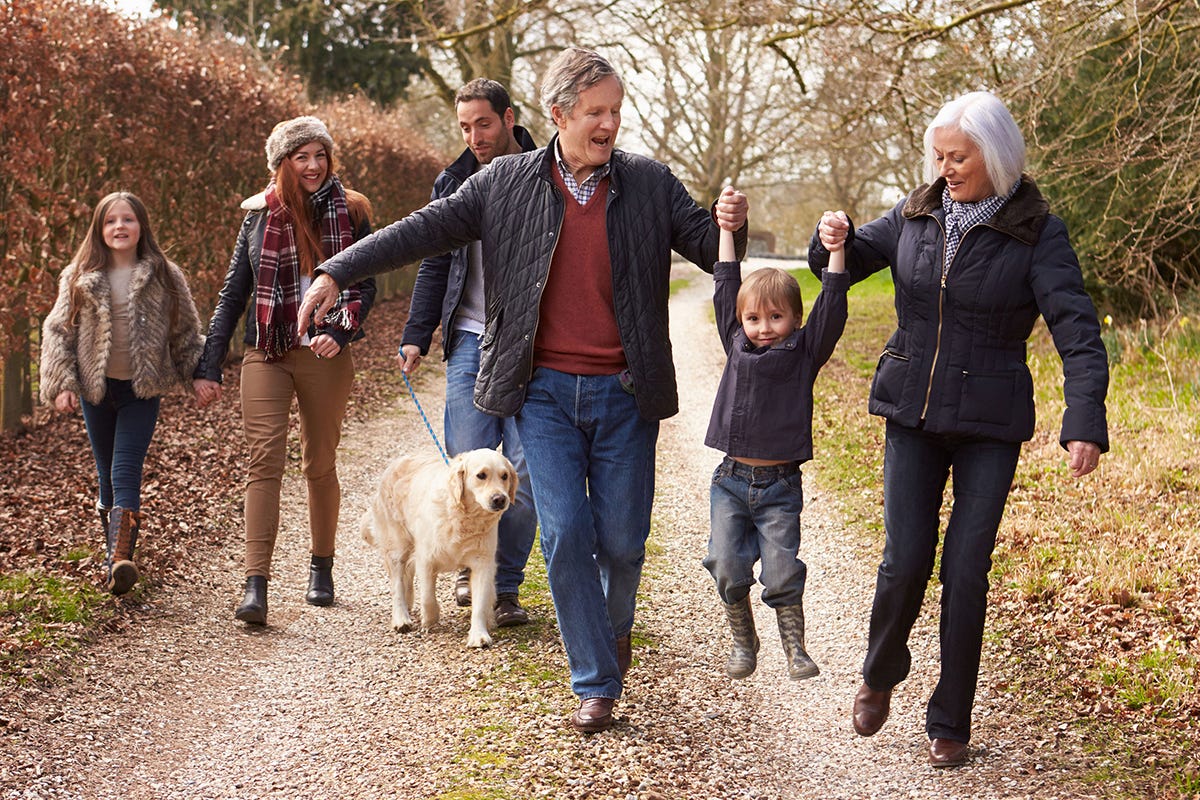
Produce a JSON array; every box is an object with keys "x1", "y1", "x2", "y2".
[{"x1": 360, "y1": 506, "x2": 377, "y2": 548}]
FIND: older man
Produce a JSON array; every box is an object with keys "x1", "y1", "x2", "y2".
[
  {"x1": 300, "y1": 47, "x2": 748, "y2": 732},
  {"x1": 399, "y1": 78, "x2": 539, "y2": 627}
]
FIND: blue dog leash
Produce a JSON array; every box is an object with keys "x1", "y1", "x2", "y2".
[{"x1": 401, "y1": 370, "x2": 450, "y2": 466}]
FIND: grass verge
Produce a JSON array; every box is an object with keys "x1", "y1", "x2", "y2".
[{"x1": 807, "y1": 271, "x2": 1199, "y2": 798}]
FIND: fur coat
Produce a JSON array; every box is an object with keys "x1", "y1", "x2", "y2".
[{"x1": 40, "y1": 257, "x2": 204, "y2": 406}]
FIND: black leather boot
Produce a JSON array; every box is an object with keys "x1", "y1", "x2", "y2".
[
  {"x1": 722, "y1": 596, "x2": 760, "y2": 679},
  {"x1": 107, "y1": 507, "x2": 141, "y2": 596},
  {"x1": 304, "y1": 555, "x2": 334, "y2": 606},
  {"x1": 235, "y1": 576, "x2": 268, "y2": 625},
  {"x1": 777, "y1": 604, "x2": 820, "y2": 680}
]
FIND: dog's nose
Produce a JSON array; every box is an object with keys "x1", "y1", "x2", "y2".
[{"x1": 489, "y1": 494, "x2": 508, "y2": 511}]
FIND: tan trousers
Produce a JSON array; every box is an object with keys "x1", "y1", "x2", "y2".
[{"x1": 240, "y1": 346, "x2": 354, "y2": 579}]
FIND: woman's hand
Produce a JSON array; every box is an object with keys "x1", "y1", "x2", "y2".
[
  {"x1": 193, "y1": 378, "x2": 222, "y2": 408},
  {"x1": 54, "y1": 391, "x2": 78, "y2": 414},
  {"x1": 398, "y1": 344, "x2": 422, "y2": 376},
  {"x1": 819, "y1": 210, "x2": 850, "y2": 251},
  {"x1": 309, "y1": 334, "x2": 343, "y2": 360},
  {"x1": 1066, "y1": 440, "x2": 1102, "y2": 478}
]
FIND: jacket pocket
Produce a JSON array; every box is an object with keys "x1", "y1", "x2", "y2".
[
  {"x1": 870, "y1": 349, "x2": 910, "y2": 408},
  {"x1": 958, "y1": 369, "x2": 1017, "y2": 425}
]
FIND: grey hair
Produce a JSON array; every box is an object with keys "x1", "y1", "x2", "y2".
[
  {"x1": 539, "y1": 46, "x2": 624, "y2": 120},
  {"x1": 923, "y1": 91, "x2": 1025, "y2": 195}
]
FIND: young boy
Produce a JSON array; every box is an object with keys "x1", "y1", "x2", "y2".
[{"x1": 704, "y1": 210, "x2": 848, "y2": 680}]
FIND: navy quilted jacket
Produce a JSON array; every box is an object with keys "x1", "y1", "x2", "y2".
[
  {"x1": 808, "y1": 176, "x2": 1109, "y2": 450},
  {"x1": 319, "y1": 136, "x2": 746, "y2": 420}
]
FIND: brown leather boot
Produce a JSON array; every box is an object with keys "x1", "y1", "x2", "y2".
[
  {"x1": 722, "y1": 597, "x2": 760, "y2": 679},
  {"x1": 107, "y1": 507, "x2": 141, "y2": 596}
]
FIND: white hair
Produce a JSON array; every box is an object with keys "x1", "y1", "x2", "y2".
[{"x1": 923, "y1": 91, "x2": 1025, "y2": 195}]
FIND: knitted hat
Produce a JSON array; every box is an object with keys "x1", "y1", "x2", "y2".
[{"x1": 265, "y1": 116, "x2": 334, "y2": 172}]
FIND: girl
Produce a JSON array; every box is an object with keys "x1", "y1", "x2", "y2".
[
  {"x1": 193, "y1": 116, "x2": 376, "y2": 626},
  {"x1": 40, "y1": 191, "x2": 204, "y2": 595}
]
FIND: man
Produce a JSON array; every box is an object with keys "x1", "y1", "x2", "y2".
[
  {"x1": 399, "y1": 79, "x2": 539, "y2": 626},
  {"x1": 300, "y1": 46, "x2": 749, "y2": 733}
]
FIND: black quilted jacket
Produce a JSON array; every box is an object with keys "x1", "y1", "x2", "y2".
[
  {"x1": 808, "y1": 176, "x2": 1109, "y2": 450},
  {"x1": 319, "y1": 137, "x2": 746, "y2": 420}
]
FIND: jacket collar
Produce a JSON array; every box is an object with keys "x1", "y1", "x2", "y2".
[
  {"x1": 445, "y1": 124, "x2": 538, "y2": 183},
  {"x1": 902, "y1": 174, "x2": 1049, "y2": 245},
  {"x1": 539, "y1": 134, "x2": 625, "y2": 193},
  {"x1": 73, "y1": 256, "x2": 157, "y2": 298}
]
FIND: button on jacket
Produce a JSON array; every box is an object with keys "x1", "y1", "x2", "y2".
[
  {"x1": 705, "y1": 262, "x2": 849, "y2": 462},
  {"x1": 808, "y1": 176, "x2": 1108, "y2": 450}
]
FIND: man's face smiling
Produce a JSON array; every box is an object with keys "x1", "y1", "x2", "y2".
[
  {"x1": 553, "y1": 75, "x2": 622, "y2": 182},
  {"x1": 457, "y1": 99, "x2": 516, "y2": 166}
]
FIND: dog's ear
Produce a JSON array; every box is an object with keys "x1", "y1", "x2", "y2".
[
  {"x1": 451, "y1": 458, "x2": 469, "y2": 509},
  {"x1": 505, "y1": 458, "x2": 518, "y2": 505}
]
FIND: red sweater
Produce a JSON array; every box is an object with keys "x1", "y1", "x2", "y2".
[{"x1": 534, "y1": 169, "x2": 627, "y2": 375}]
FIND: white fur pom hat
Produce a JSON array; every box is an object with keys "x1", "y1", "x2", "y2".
[{"x1": 265, "y1": 116, "x2": 334, "y2": 172}]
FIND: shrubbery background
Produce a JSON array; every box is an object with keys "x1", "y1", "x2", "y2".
[{"x1": 0, "y1": 0, "x2": 442, "y2": 427}]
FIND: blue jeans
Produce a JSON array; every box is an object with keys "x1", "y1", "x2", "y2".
[
  {"x1": 864, "y1": 420, "x2": 1021, "y2": 744},
  {"x1": 80, "y1": 378, "x2": 160, "y2": 512},
  {"x1": 515, "y1": 367, "x2": 658, "y2": 700},
  {"x1": 704, "y1": 457, "x2": 807, "y2": 607},
  {"x1": 444, "y1": 330, "x2": 537, "y2": 595}
]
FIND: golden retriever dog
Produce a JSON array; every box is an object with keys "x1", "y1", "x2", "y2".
[{"x1": 361, "y1": 448, "x2": 518, "y2": 648}]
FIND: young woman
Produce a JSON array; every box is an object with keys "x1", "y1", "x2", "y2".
[
  {"x1": 40, "y1": 191, "x2": 204, "y2": 595},
  {"x1": 193, "y1": 116, "x2": 376, "y2": 626}
]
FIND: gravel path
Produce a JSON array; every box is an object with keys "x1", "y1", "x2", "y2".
[{"x1": 1, "y1": 267, "x2": 1092, "y2": 799}]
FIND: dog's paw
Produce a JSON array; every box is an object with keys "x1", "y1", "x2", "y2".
[
  {"x1": 466, "y1": 630, "x2": 493, "y2": 649},
  {"x1": 391, "y1": 620, "x2": 415, "y2": 633}
]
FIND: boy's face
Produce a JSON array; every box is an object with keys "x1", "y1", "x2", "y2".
[{"x1": 740, "y1": 299, "x2": 801, "y2": 348}]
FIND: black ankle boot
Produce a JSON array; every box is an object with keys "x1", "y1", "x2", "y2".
[
  {"x1": 235, "y1": 576, "x2": 268, "y2": 625},
  {"x1": 305, "y1": 555, "x2": 334, "y2": 606}
]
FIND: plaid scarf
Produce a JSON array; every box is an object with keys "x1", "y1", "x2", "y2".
[
  {"x1": 255, "y1": 176, "x2": 362, "y2": 360},
  {"x1": 941, "y1": 179, "x2": 1020, "y2": 278}
]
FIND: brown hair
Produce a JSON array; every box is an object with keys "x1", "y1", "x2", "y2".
[
  {"x1": 67, "y1": 192, "x2": 178, "y2": 323},
  {"x1": 736, "y1": 267, "x2": 804, "y2": 320},
  {"x1": 273, "y1": 147, "x2": 371, "y2": 276}
]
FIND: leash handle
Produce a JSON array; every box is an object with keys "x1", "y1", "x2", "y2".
[{"x1": 402, "y1": 370, "x2": 450, "y2": 466}]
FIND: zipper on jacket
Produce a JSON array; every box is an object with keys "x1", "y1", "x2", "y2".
[
  {"x1": 523, "y1": 189, "x2": 565, "y2": 392},
  {"x1": 882, "y1": 348, "x2": 909, "y2": 362},
  {"x1": 919, "y1": 217, "x2": 955, "y2": 421}
]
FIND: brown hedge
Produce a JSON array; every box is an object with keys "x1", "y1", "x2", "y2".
[{"x1": 0, "y1": 0, "x2": 441, "y2": 356}]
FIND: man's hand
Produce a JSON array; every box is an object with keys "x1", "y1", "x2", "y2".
[
  {"x1": 398, "y1": 344, "x2": 422, "y2": 376},
  {"x1": 298, "y1": 274, "x2": 341, "y2": 334},
  {"x1": 716, "y1": 187, "x2": 748, "y2": 231}
]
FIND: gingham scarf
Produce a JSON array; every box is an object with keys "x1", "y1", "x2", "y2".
[
  {"x1": 941, "y1": 179, "x2": 1020, "y2": 277},
  {"x1": 255, "y1": 176, "x2": 361, "y2": 360}
]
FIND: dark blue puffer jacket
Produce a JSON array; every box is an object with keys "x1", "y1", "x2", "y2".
[{"x1": 809, "y1": 176, "x2": 1109, "y2": 450}]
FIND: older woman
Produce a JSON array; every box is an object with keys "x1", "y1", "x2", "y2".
[{"x1": 811, "y1": 91, "x2": 1108, "y2": 768}]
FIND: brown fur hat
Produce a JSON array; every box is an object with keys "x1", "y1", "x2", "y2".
[{"x1": 265, "y1": 116, "x2": 334, "y2": 172}]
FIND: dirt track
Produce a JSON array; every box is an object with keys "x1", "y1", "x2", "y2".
[{"x1": 0, "y1": 265, "x2": 1095, "y2": 799}]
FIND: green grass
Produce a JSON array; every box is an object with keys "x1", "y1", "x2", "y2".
[{"x1": 0, "y1": 570, "x2": 111, "y2": 684}]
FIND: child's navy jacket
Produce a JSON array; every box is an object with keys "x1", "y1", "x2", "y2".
[{"x1": 704, "y1": 261, "x2": 850, "y2": 463}]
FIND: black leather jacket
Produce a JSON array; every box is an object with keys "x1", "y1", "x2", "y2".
[
  {"x1": 194, "y1": 195, "x2": 376, "y2": 381},
  {"x1": 319, "y1": 137, "x2": 746, "y2": 420}
]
